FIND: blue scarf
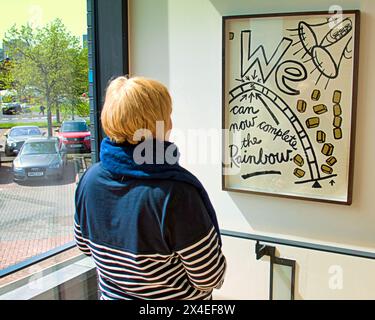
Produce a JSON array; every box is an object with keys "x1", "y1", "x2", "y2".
[{"x1": 100, "y1": 137, "x2": 222, "y2": 246}]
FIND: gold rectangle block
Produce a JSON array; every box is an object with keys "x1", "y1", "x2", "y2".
[
  {"x1": 333, "y1": 90, "x2": 342, "y2": 104},
  {"x1": 313, "y1": 104, "x2": 328, "y2": 115},
  {"x1": 322, "y1": 143, "x2": 334, "y2": 156},
  {"x1": 306, "y1": 117, "x2": 320, "y2": 129},
  {"x1": 293, "y1": 154, "x2": 304, "y2": 167},
  {"x1": 333, "y1": 116, "x2": 342, "y2": 128},
  {"x1": 326, "y1": 156, "x2": 337, "y2": 166},
  {"x1": 333, "y1": 104, "x2": 342, "y2": 116},
  {"x1": 294, "y1": 168, "x2": 306, "y2": 178},
  {"x1": 316, "y1": 130, "x2": 326, "y2": 143},
  {"x1": 311, "y1": 89, "x2": 321, "y2": 101},
  {"x1": 321, "y1": 164, "x2": 333, "y2": 175},
  {"x1": 297, "y1": 100, "x2": 307, "y2": 113},
  {"x1": 333, "y1": 128, "x2": 343, "y2": 140}
]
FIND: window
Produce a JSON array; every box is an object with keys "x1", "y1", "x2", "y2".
[
  {"x1": 0, "y1": 0, "x2": 91, "y2": 282},
  {"x1": 20, "y1": 140, "x2": 58, "y2": 155},
  {"x1": 60, "y1": 121, "x2": 89, "y2": 133},
  {"x1": 10, "y1": 127, "x2": 42, "y2": 137}
]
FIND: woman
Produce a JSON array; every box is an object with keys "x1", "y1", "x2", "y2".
[{"x1": 74, "y1": 76, "x2": 226, "y2": 300}]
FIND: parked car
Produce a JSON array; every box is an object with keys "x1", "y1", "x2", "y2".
[
  {"x1": 2, "y1": 103, "x2": 22, "y2": 115},
  {"x1": 57, "y1": 120, "x2": 91, "y2": 153},
  {"x1": 4, "y1": 126, "x2": 44, "y2": 156},
  {"x1": 13, "y1": 137, "x2": 66, "y2": 181},
  {"x1": 21, "y1": 104, "x2": 32, "y2": 113}
]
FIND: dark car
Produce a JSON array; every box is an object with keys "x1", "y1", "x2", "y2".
[
  {"x1": 5, "y1": 126, "x2": 44, "y2": 156},
  {"x1": 2, "y1": 103, "x2": 22, "y2": 115},
  {"x1": 57, "y1": 120, "x2": 91, "y2": 153},
  {"x1": 13, "y1": 137, "x2": 66, "y2": 181}
]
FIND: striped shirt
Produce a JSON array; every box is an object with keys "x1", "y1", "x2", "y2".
[{"x1": 74, "y1": 163, "x2": 226, "y2": 300}]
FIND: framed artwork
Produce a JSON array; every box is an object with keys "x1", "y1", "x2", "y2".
[{"x1": 222, "y1": 11, "x2": 360, "y2": 204}]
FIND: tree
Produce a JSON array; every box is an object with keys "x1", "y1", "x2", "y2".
[
  {"x1": 65, "y1": 46, "x2": 89, "y2": 119},
  {"x1": 4, "y1": 19, "x2": 81, "y2": 136},
  {"x1": 0, "y1": 58, "x2": 14, "y2": 91}
]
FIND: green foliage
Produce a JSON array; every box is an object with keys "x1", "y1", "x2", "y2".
[
  {"x1": 76, "y1": 100, "x2": 90, "y2": 117},
  {"x1": 68, "y1": 47, "x2": 89, "y2": 100},
  {"x1": 0, "y1": 121, "x2": 60, "y2": 129},
  {"x1": 2, "y1": 94, "x2": 15, "y2": 103},
  {"x1": 64, "y1": 47, "x2": 89, "y2": 119},
  {"x1": 0, "y1": 59, "x2": 15, "y2": 90},
  {"x1": 4, "y1": 19, "x2": 89, "y2": 133}
]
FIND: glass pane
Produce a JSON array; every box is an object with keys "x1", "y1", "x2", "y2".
[
  {"x1": 272, "y1": 263, "x2": 293, "y2": 300},
  {"x1": 0, "y1": 248, "x2": 97, "y2": 300},
  {"x1": 0, "y1": 0, "x2": 90, "y2": 279},
  {"x1": 0, "y1": 247, "x2": 82, "y2": 289}
]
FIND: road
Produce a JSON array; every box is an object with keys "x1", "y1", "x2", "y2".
[
  {"x1": 0, "y1": 111, "x2": 56, "y2": 123},
  {"x1": 0, "y1": 111, "x2": 89, "y2": 123}
]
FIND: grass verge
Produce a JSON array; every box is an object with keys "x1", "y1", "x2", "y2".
[
  {"x1": 0, "y1": 122, "x2": 61, "y2": 129},
  {"x1": 0, "y1": 119, "x2": 90, "y2": 129}
]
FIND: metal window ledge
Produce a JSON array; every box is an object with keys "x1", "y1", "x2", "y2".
[{"x1": 0, "y1": 257, "x2": 96, "y2": 300}]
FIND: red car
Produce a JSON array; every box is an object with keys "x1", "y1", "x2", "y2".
[{"x1": 57, "y1": 120, "x2": 91, "y2": 153}]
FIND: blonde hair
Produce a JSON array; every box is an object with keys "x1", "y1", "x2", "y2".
[{"x1": 101, "y1": 76, "x2": 172, "y2": 144}]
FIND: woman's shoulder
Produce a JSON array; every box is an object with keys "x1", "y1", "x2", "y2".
[
  {"x1": 76, "y1": 162, "x2": 109, "y2": 189},
  {"x1": 77, "y1": 162, "x2": 202, "y2": 202},
  {"x1": 80, "y1": 162, "x2": 105, "y2": 180}
]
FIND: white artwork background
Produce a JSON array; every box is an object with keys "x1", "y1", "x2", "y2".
[{"x1": 224, "y1": 14, "x2": 357, "y2": 202}]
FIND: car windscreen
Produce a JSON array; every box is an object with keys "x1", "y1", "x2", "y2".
[
  {"x1": 61, "y1": 122, "x2": 88, "y2": 132},
  {"x1": 21, "y1": 142, "x2": 57, "y2": 155},
  {"x1": 10, "y1": 128, "x2": 41, "y2": 137}
]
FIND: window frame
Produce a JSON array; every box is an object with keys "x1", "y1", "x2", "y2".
[{"x1": 0, "y1": 0, "x2": 129, "y2": 279}]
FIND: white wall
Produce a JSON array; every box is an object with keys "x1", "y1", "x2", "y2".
[
  {"x1": 129, "y1": 0, "x2": 375, "y2": 299},
  {"x1": 216, "y1": 235, "x2": 375, "y2": 300}
]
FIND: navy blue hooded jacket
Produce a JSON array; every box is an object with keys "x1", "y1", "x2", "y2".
[{"x1": 74, "y1": 139, "x2": 226, "y2": 300}]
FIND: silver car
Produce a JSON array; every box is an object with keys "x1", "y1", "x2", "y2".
[
  {"x1": 13, "y1": 137, "x2": 66, "y2": 181},
  {"x1": 5, "y1": 126, "x2": 44, "y2": 156}
]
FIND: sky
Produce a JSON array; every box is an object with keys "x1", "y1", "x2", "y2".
[{"x1": 0, "y1": 0, "x2": 87, "y2": 46}]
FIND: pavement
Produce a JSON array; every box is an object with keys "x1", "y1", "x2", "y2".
[
  {"x1": 0, "y1": 160, "x2": 78, "y2": 270},
  {"x1": 0, "y1": 117, "x2": 93, "y2": 271},
  {"x1": 0, "y1": 111, "x2": 56, "y2": 123}
]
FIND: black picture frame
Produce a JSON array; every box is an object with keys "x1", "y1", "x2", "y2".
[{"x1": 222, "y1": 10, "x2": 361, "y2": 205}]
